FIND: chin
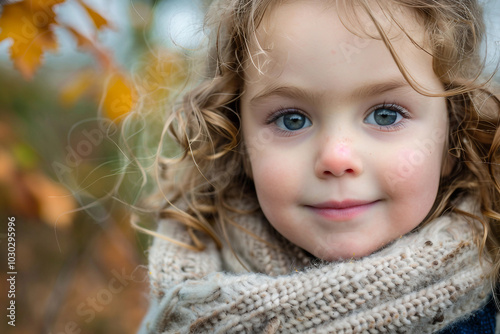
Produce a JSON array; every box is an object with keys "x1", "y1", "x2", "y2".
[{"x1": 311, "y1": 245, "x2": 379, "y2": 262}]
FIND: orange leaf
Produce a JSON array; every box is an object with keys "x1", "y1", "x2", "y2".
[
  {"x1": 101, "y1": 72, "x2": 136, "y2": 122},
  {"x1": 77, "y1": 0, "x2": 110, "y2": 31},
  {"x1": 23, "y1": 172, "x2": 76, "y2": 228},
  {"x1": 0, "y1": 0, "x2": 64, "y2": 79}
]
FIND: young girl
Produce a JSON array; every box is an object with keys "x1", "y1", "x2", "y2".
[{"x1": 135, "y1": 0, "x2": 500, "y2": 332}]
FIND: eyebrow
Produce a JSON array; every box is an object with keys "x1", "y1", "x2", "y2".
[{"x1": 249, "y1": 78, "x2": 411, "y2": 106}]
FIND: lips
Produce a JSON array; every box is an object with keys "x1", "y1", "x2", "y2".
[{"x1": 306, "y1": 200, "x2": 378, "y2": 221}]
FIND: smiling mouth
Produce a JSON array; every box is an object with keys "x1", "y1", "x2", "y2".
[{"x1": 306, "y1": 200, "x2": 378, "y2": 221}]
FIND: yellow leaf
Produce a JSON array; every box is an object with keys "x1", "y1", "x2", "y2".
[
  {"x1": 77, "y1": 0, "x2": 110, "y2": 31},
  {"x1": 101, "y1": 72, "x2": 136, "y2": 122},
  {"x1": 134, "y1": 49, "x2": 187, "y2": 109},
  {"x1": 0, "y1": 0, "x2": 64, "y2": 79}
]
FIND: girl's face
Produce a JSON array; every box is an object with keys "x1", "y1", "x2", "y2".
[{"x1": 240, "y1": 0, "x2": 449, "y2": 261}]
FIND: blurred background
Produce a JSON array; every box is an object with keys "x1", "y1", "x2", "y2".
[
  {"x1": 0, "y1": 0, "x2": 206, "y2": 333},
  {"x1": 0, "y1": 0, "x2": 499, "y2": 333}
]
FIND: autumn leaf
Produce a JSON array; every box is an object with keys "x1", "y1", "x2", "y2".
[
  {"x1": 133, "y1": 49, "x2": 187, "y2": 110},
  {"x1": 1, "y1": 0, "x2": 135, "y2": 120},
  {"x1": 23, "y1": 171, "x2": 76, "y2": 228},
  {"x1": 0, "y1": 137, "x2": 76, "y2": 227},
  {"x1": 77, "y1": 0, "x2": 110, "y2": 31},
  {"x1": 0, "y1": 0, "x2": 65, "y2": 79},
  {"x1": 101, "y1": 71, "x2": 137, "y2": 122},
  {"x1": 59, "y1": 67, "x2": 137, "y2": 121},
  {"x1": 0, "y1": 0, "x2": 112, "y2": 80}
]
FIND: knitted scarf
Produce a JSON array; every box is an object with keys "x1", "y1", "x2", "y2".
[{"x1": 139, "y1": 199, "x2": 492, "y2": 333}]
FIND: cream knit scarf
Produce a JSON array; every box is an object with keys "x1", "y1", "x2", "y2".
[{"x1": 140, "y1": 199, "x2": 492, "y2": 333}]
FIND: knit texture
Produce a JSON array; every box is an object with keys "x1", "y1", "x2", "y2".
[
  {"x1": 139, "y1": 199, "x2": 492, "y2": 333},
  {"x1": 436, "y1": 296, "x2": 496, "y2": 333}
]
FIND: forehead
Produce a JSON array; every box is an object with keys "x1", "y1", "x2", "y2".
[
  {"x1": 247, "y1": 0, "x2": 427, "y2": 70},
  {"x1": 256, "y1": 0, "x2": 424, "y2": 44},
  {"x1": 242, "y1": 0, "x2": 440, "y2": 98}
]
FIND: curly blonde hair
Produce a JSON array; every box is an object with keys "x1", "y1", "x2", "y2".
[{"x1": 134, "y1": 0, "x2": 500, "y2": 277}]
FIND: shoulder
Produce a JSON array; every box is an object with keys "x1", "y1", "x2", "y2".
[{"x1": 436, "y1": 296, "x2": 498, "y2": 334}]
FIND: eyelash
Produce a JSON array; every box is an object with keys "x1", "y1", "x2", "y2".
[
  {"x1": 366, "y1": 103, "x2": 412, "y2": 131},
  {"x1": 265, "y1": 107, "x2": 310, "y2": 136},
  {"x1": 265, "y1": 102, "x2": 411, "y2": 134},
  {"x1": 265, "y1": 107, "x2": 304, "y2": 123}
]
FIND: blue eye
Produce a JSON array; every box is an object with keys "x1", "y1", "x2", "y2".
[
  {"x1": 364, "y1": 104, "x2": 408, "y2": 127},
  {"x1": 275, "y1": 112, "x2": 312, "y2": 131}
]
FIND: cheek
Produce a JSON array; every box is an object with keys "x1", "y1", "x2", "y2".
[
  {"x1": 383, "y1": 145, "x2": 444, "y2": 218},
  {"x1": 246, "y1": 145, "x2": 307, "y2": 220},
  {"x1": 395, "y1": 147, "x2": 442, "y2": 182},
  {"x1": 250, "y1": 150, "x2": 300, "y2": 198}
]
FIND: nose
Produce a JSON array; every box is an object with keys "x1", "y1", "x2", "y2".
[{"x1": 314, "y1": 136, "x2": 363, "y2": 178}]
